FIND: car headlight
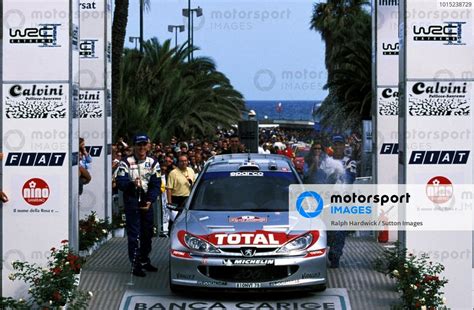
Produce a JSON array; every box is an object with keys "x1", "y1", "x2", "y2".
[
  {"x1": 276, "y1": 233, "x2": 313, "y2": 254},
  {"x1": 184, "y1": 233, "x2": 220, "y2": 253}
]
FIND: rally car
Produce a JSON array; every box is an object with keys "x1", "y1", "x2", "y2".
[{"x1": 168, "y1": 154, "x2": 327, "y2": 292}]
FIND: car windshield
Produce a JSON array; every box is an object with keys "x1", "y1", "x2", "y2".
[{"x1": 189, "y1": 171, "x2": 298, "y2": 212}]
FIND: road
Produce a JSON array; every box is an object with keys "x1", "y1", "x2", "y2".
[{"x1": 79, "y1": 236, "x2": 399, "y2": 310}]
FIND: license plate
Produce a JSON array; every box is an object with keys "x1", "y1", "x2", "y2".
[{"x1": 236, "y1": 283, "x2": 262, "y2": 288}]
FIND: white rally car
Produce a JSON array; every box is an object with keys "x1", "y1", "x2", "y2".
[{"x1": 168, "y1": 154, "x2": 327, "y2": 292}]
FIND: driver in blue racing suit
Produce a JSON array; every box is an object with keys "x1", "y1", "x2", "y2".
[{"x1": 116, "y1": 134, "x2": 161, "y2": 277}]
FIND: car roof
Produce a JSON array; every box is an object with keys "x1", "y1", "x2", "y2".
[{"x1": 205, "y1": 153, "x2": 294, "y2": 173}]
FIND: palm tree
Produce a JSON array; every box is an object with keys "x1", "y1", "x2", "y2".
[
  {"x1": 112, "y1": 0, "x2": 151, "y2": 135},
  {"x1": 112, "y1": 0, "x2": 129, "y2": 132},
  {"x1": 116, "y1": 39, "x2": 245, "y2": 141},
  {"x1": 310, "y1": 1, "x2": 371, "y2": 131},
  {"x1": 310, "y1": 0, "x2": 369, "y2": 80}
]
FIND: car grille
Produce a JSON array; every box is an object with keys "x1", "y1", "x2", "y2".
[
  {"x1": 198, "y1": 266, "x2": 298, "y2": 282},
  {"x1": 220, "y1": 248, "x2": 277, "y2": 255}
]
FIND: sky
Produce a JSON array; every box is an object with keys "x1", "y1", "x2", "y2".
[{"x1": 125, "y1": 0, "x2": 328, "y2": 101}]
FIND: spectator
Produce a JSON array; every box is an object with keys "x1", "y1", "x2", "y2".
[
  {"x1": 282, "y1": 141, "x2": 295, "y2": 159},
  {"x1": 189, "y1": 154, "x2": 201, "y2": 175},
  {"x1": 0, "y1": 152, "x2": 7, "y2": 203},
  {"x1": 164, "y1": 155, "x2": 175, "y2": 172},
  {"x1": 112, "y1": 149, "x2": 123, "y2": 192},
  {"x1": 221, "y1": 134, "x2": 244, "y2": 154},
  {"x1": 166, "y1": 154, "x2": 196, "y2": 211},
  {"x1": 195, "y1": 153, "x2": 204, "y2": 171},
  {"x1": 79, "y1": 137, "x2": 92, "y2": 170},
  {"x1": 117, "y1": 137, "x2": 129, "y2": 153},
  {"x1": 170, "y1": 137, "x2": 177, "y2": 148},
  {"x1": 0, "y1": 191, "x2": 8, "y2": 203},
  {"x1": 79, "y1": 137, "x2": 92, "y2": 195},
  {"x1": 273, "y1": 140, "x2": 285, "y2": 153},
  {"x1": 331, "y1": 135, "x2": 357, "y2": 184},
  {"x1": 159, "y1": 163, "x2": 169, "y2": 237},
  {"x1": 303, "y1": 141, "x2": 328, "y2": 184},
  {"x1": 79, "y1": 166, "x2": 91, "y2": 195},
  {"x1": 221, "y1": 140, "x2": 229, "y2": 153}
]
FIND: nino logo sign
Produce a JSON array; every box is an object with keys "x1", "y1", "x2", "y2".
[{"x1": 22, "y1": 178, "x2": 50, "y2": 206}]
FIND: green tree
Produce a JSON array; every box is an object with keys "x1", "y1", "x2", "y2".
[
  {"x1": 112, "y1": 0, "x2": 151, "y2": 135},
  {"x1": 112, "y1": 0, "x2": 130, "y2": 133},
  {"x1": 311, "y1": 0, "x2": 369, "y2": 79},
  {"x1": 310, "y1": 0, "x2": 371, "y2": 131},
  {"x1": 116, "y1": 39, "x2": 244, "y2": 142}
]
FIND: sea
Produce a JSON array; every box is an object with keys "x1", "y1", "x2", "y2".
[{"x1": 245, "y1": 100, "x2": 321, "y2": 122}]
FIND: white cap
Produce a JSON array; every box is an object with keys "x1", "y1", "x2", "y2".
[{"x1": 248, "y1": 110, "x2": 256, "y2": 117}]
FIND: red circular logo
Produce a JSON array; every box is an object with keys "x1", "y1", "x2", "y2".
[
  {"x1": 426, "y1": 176, "x2": 453, "y2": 204},
  {"x1": 22, "y1": 178, "x2": 50, "y2": 206}
]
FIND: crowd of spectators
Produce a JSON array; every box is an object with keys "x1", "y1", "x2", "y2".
[{"x1": 111, "y1": 127, "x2": 362, "y2": 180}]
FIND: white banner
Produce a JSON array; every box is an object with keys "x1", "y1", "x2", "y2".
[
  {"x1": 2, "y1": 0, "x2": 79, "y2": 298},
  {"x1": 3, "y1": 1, "x2": 71, "y2": 81},
  {"x1": 375, "y1": 0, "x2": 399, "y2": 247},
  {"x1": 79, "y1": 0, "x2": 106, "y2": 89},
  {"x1": 401, "y1": 81, "x2": 473, "y2": 308},
  {"x1": 120, "y1": 289, "x2": 352, "y2": 310},
  {"x1": 376, "y1": 87, "x2": 399, "y2": 184},
  {"x1": 376, "y1": 0, "x2": 400, "y2": 86},
  {"x1": 405, "y1": 81, "x2": 473, "y2": 182},
  {"x1": 79, "y1": 0, "x2": 111, "y2": 220},
  {"x1": 79, "y1": 90, "x2": 106, "y2": 218},
  {"x1": 407, "y1": 81, "x2": 472, "y2": 116},
  {"x1": 405, "y1": 1, "x2": 473, "y2": 79},
  {"x1": 400, "y1": 0, "x2": 474, "y2": 306},
  {"x1": 106, "y1": 0, "x2": 113, "y2": 220},
  {"x1": 375, "y1": 0, "x2": 399, "y2": 186}
]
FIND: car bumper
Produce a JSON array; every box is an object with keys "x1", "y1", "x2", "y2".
[{"x1": 170, "y1": 251, "x2": 327, "y2": 289}]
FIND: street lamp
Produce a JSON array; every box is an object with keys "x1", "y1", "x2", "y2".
[
  {"x1": 182, "y1": 6, "x2": 203, "y2": 60},
  {"x1": 139, "y1": 0, "x2": 144, "y2": 53},
  {"x1": 185, "y1": 0, "x2": 191, "y2": 62},
  {"x1": 190, "y1": 7, "x2": 202, "y2": 58},
  {"x1": 129, "y1": 36, "x2": 140, "y2": 49},
  {"x1": 167, "y1": 25, "x2": 185, "y2": 49}
]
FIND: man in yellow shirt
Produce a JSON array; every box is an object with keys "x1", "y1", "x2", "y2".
[{"x1": 166, "y1": 154, "x2": 196, "y2": 210}]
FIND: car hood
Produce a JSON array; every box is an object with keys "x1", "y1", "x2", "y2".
[{"x1": 184, "y1": 210, "x2": 300, "y2": 247}]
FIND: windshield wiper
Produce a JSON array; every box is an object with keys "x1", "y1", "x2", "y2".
[{"x1": 190, "y1": 208, "x2": 220, "y2": 211}]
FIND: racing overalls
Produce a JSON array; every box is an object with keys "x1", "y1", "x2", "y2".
[
  {"x1": 327, "y1": 156, "x2": 357, "y2": 266},
  {"x1": 116, "y1": 155, "x2": 161, "y2": 265}
]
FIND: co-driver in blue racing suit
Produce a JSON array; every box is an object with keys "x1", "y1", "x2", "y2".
[
  {"x1": 327, "y1": 135, "x2": 356, "y2": 268},
  {"x1": 116, "y1": 134, "x2": 161, "y2": 277}
]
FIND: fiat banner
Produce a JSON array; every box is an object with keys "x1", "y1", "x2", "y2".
[
  {"x1": 2, "y1": 0, "x2": 79, "y2": 298},
  {"x1": 399, "y1": 0, "x2": 473, "y2": 306}
]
